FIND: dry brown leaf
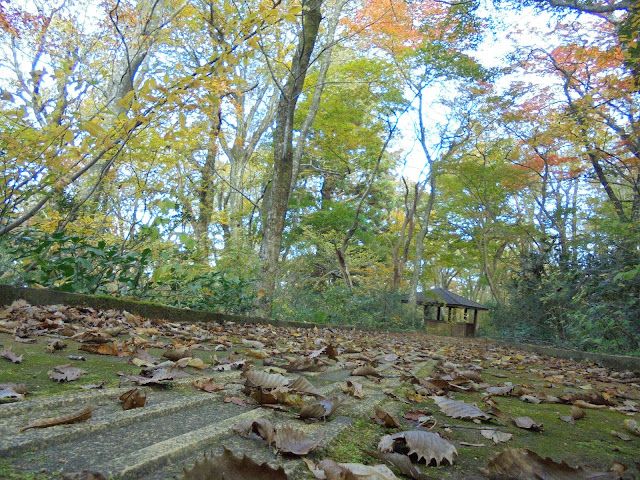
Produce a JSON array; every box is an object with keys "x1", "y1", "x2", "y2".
[
  {"x1": 289, "y1": 376, "x2": 324, "y2": 398},
  {"x1": 244, "y1": 370, "x2": 289, "y2": 389},
  {"x1": 573, "y1": 399, "x2": 607, "y2": 410},
  {"x1": 459, "y1": 371, "x2": 483, "y2": 382},
  {"x1": 340, "y1": 380, "x2": 364, "y2": 399},
  {"x1": 610, "y1": 430, "x2": 631, "y2": 441},
  {"x1": 119, "y1": 388, "x2": 146, "y2": 410},
  {"x1": 177, "y1": 446, "x2": 288, "y2": 480},
  {"x1": 373, "y1": 407, "x2": 401, "y2": 428},
  {"x1": 47, "y1": 339, "x2": 67, "y2": 353},
  {"x1": 224, "y1": 396, "x2": 253, "y2": 407},
  {"x1": 122, "y1": 369, "x2": 174, "y2": 386},
  {"x1": 60, "y1": 471, "x2": 106, "y2": 480},
  {"x1": 300, "y1": 397, "x2": 341, "y2": 420},
  {"x1": 432, "y1": 396, "x2": 491, "y2": 421},
  {"x1": 73, "y1": 331, "x2": 111, "y2": 344},
  {"x1": 48, "y1": 364, "x2": 87, "y2": 382},
  {"x1": 192, "y1": 377, "x2": 225, "y2": 393},
  {"x1": 378, "y1": 430, "x2": 457, "y2": 466},
  {"x1": 513, "y1": 416, "x2": 544, "y2": 432},
  {"x1": 481, "y1": 429, "x2": 513, "y2": 444},
  {"x1": 274, "y1": 425, "x2": 326, "y2": 455},
  {"x1": 481, "y1": 448, "x2": 621, "y2": 479},
  {"x1": 187, "y1": 358, "x2": 208, "y2": 369},
  {"x1": 366, "y1": 450, "x2": 424, "y2": 480},
  {"x1": 79, "y1": 343, "x2": 122, "y2": 356},
  {"x1": 485, "y1": 385, "x2": 515, "y2": 396},
  {"x1": 20, "y1": 405, "x2": 92, "y2": 432},
  {"x1": 0, "y1": 347, "x2": 23, "y2": 364},
  {"x1": 163, "y1": 346, "x2": 191, "y2": 361},
  {"x1": 351, "y1": 365, "x2": 381, "y2": 377},
  {"x1": 304, "y1": 458, "x2": 399, "y2": 480},
  {"x1": 234, "y1": 418, "x2": 275, "y2": 445},
  {"x1": 284, "y1": 356, "x2": 319, "y2": 372}
]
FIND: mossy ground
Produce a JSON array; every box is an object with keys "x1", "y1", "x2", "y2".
[{"x1": 0, "y1": 332, "x2": 235, "y2": 396}]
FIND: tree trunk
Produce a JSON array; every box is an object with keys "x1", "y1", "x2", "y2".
[{"x1": 257, "y1": 0, "x2": 323, "y2": 314}]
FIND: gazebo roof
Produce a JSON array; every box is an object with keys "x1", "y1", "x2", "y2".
[{"x1": 405, "y1": 288, "x2": 489, "y2": 310}]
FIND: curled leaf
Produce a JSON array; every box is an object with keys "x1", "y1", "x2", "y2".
[
  {"x1": 234, "y1": 418, "x2": 275, "y2": 445},
  {"x1": 192, "y1": 377, "x2": 225, "y2": 393},
  {"x1": 351, "y1": 365, "x2": 381, "y2": 377},
  {"x1": 177, "y1": 446, "x2": 287, "y2": 480},
  {"x1": 244, "y1": 370, "x2": 289, "y2": 389},
  {"x1": 481, "y1": 429, "x2": 512, "y2": 444},
  {"x1": 513, "y1": 416, "x2": 544, "y2": 432},
  {"x1": 373, "y1": 407, "x2": 401, "y2": 428},
  {"x1": 432, "y1": 396, "x2": 490, "y2": 421},
  {"x1": 341, "y1": 380, "x2": 364, "y2": 399},
  {"x1": 274, "y1": 425, "x2": 326, "y2": 455},
  {"x1": 289, "y1": 376, "x2": 324, "y2": 398},
  {"x1": 120, "y1": 388, "x2": 146, "y2": 410},
  {"x1": 378, "y1": 430, "x2": 457, "y2": 466},
  {"x1": 20, "y1": 405, "x2": 92, "y2": 432},
  {"x1": 48, "y1": 364, "x2": 87, "y2": 382},
  {"x1": 481, "y1": 448, "x2": 620, "y2": 480},
  {"x1": 0, "y1": 347, "x2": 23, "y2": 364},
  {"x1": 304, "y1": 458, "x2": 399, "y2": 480}
]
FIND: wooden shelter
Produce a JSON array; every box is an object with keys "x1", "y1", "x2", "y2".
[{"x1": 403, "y1": 288, "x2": 489, "y2": 337}]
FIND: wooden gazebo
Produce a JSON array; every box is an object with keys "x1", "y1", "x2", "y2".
[{"x1": 403, "y1": 288, "x2": 489, "y2": 337}]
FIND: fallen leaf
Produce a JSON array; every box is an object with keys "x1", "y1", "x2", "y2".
[
  {"x1": 610, "y1": 430, "x2": 631, "y2": 441},
  {"x1": 79, "y1": 343, "x2": 122, "y2": 356},
  {"x1": 163, "y1": 346, "x2": 190, "y2": 361},
  {"x1": 177, "y1": 446, "x2": 287, "y2": 480},
  {"x1": 47, "y1": 339, "x2": 67, "y2": 352},
  {"x1": 378, "y1": 430, "x2": 457, "y2": 466},
  {"x1": 485, "y1": 385, "x2": 515, "y2": 396},
  {"x1": 520, "y1": 395, "x2": 541, "y2": 404},
  {"x1": 60, "y1": 471, "x2": 106, "y2": 480},
  {"x1": 513, "y1": 416, "x2": 544, "y2": 432},
  {"x1": 289, "y1": 376, "x2": 324, "y2": 398},
  {"x1": 373, "y1": 407, "x2": 401, "y2": 428},
  {"x1": 304, "y1": 458, "x2": 399, "y2": 480},
  {"x1": 224, "y1": 396, "x2": 253, "y2": 407},
  {"x1": 432, "y1": 396, "x2": 491, "y2": 421},
  {"x1": 481, "y1": 448, "x2": 620, "y2": 479},
  {"x1": 192, "y1": 377, "x2": 225, "y2": 393},
  {"x1": 351, "y1": 365, "x2": 382, "y2": 377},
  {"x1": 300, "y1": 397, "x2": 341, "y2": 420},
  {"x1": 234, "y1": 418, "x2": 275, "y2": 445},
  {"x1": 48, "y1": 364, "x2": 87, "y2": 382},
  {"x1": 624, "y1": 419, "x2": 640, "y2": 436},
  {"x1": 119, "y1": 388, "x2": 146, "y2": 410},
  {"x1": 244, "y1": 370, "x2": 289, "y2": 389},
  {"x1": 20, "y1": 405, "x2": 92, "y2": 432},
  {"x1": 481, "y1": 429, "x2": 512, "y2": 444},
  {"x1": 187, "y1": 357, "x2": 209, "y2": 369},
  {"x1": 341, "y1": 380, "x2": 364, "y2": 399},
  {"x1": 0, "y1": 387, "x2": 25, "y2": 403},
  {"x1": 366, "y1": 451, "x2": 424, "y2": 480},
  {"x1": 274, "y1": 424, "x2": 326, "y2": 455},
  {"x1": 0, "y1": 347, "x2": 23, "y2": 364}
]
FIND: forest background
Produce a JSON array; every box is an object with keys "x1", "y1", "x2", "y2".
[{"x1": 0, "y1": 0, "x2": 638, "y2": 354}]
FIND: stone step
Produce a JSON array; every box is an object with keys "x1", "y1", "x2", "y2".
[{"x1": 2, "y1": 361, "x2": 420, "y2": 480}]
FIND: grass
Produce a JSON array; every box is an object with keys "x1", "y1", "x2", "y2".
[{"x1": 0, "y1": 332, "x2": 234, "y2": 397}]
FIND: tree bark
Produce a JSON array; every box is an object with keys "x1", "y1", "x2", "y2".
[{"x1": 257, "y1": 0, "x2": 323, "y2": 314}]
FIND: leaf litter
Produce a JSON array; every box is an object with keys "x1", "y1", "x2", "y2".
[{"x1": 1, "y1": 299, "x2": 639, "y2": 478}]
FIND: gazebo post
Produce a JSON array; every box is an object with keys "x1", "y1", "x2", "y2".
[{"x1": 473, "y1": 309, "x2": 478, "y2": 333}]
